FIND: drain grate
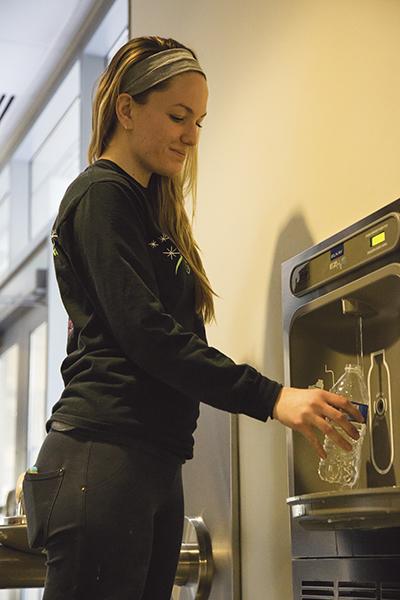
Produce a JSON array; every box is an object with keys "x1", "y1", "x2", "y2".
[
  {"x1": 338, "y1": 581, "x2": 377, "y2": 599},
  {"x1": 381, "y1": 582, "x2": 400, "y2": 600},
  {"x1": 301, "y1": 580, "x2": 400, "y2": 599},
  {"x1": 302, "y1": 581, "x2": 335, "y2": 599}
]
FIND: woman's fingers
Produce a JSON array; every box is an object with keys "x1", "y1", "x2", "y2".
[
  {"x1": 272, "y1": 387, "x2": 365, "y2": 459},
  {"x1": 313, "y1": 415, "x2": 353, "y2": 452},
  {"x1": 322, "y1": 404, "x2": 360, "y2": 442},
  {"x1": 324, "y1": 391, "x2": 365, "y2": 423},
  {"x1": 301, "y1": 425, "x2": 326, "y2": 460}
]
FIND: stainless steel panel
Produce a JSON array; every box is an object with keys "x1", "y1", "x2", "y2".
[{"x1": 174, "y1": 406, "x2": 240, "y2": 600}]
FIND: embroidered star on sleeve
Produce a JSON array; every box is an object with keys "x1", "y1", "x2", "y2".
[
  {"x1": 163, "y1": 246, "x2": 179, "y2": 259},
  {"x1": 148, "y1": 240, "x2": 159, "y2": 248}
]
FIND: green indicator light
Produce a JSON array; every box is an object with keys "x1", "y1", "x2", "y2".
[{"x1": 371, "y1": 231, "x2": 386, "y2": 247}]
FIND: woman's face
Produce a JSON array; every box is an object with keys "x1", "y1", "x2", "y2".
[{"x1": 125, "y1": 71, "x2": 208, "y2": 183}]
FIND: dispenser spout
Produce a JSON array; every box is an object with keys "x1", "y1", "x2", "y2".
[{"x1": 341, "y1": 297, "x2": 377, "y2": 318}]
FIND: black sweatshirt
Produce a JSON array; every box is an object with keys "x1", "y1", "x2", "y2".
[{"x1": 47, "y1": 159, "x2": 282, "y2": 460}]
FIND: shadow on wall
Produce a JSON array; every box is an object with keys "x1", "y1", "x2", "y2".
[
  {"x1": 258, "y1": 211, "x2": 315, "y2": 584},
  {"x1": 263, "y1": 211, "x2": 314, "y2": 385}
]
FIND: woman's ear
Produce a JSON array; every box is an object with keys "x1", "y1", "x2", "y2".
[{"x1": 115, "y1": 93, "x2": 134, "y2": 131}]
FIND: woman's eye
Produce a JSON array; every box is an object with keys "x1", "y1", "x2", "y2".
[{"x1": 169, "y1": 115, "x2": 204, "y2": 128}]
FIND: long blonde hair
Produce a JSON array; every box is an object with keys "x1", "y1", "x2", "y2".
[{"x1": 88, "y1": 36, "x2": 216, "y2": 323}]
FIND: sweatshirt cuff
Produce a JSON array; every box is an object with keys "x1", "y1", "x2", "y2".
[{"x1": 241, "y1": 371, "x2": 283, "y2": 422}]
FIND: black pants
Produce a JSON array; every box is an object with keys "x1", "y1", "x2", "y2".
[{"x1": 23, "y1": 429, "x2": 184, "y2": 599}]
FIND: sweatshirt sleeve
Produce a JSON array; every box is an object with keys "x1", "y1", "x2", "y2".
[{"x1": 58, "y1": 181, "x2": 282, "y2": 421}]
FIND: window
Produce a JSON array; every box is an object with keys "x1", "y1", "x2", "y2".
[
  {"x1": 30, "y1": 97, "x2": 80, "y2": 238},
  {"x1": 26, "y1": 321, "x2": 48, "y2": 469},
  {"x1": 0, "y1": 344, "x2": 19, "y2": 513},
  {"x1": 0, "y1": 165, "x2": 10, "y2": 274},
  {"x1": 107, "y1": 26, "x2": 129, "y2": 65},
  {"x1": 0, "y1": 3, "x2": 128, "y2": 598}
]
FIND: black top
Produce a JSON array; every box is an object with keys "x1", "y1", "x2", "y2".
[{"x1": 47, "y1": 159, "x2": 282, "y2": 459}]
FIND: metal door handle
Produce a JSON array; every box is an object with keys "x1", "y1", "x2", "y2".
[{"x1": 175, "y1": 516, "x2": 214, "y2": 599}]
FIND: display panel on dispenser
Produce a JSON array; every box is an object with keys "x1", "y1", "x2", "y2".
[{"x1": 290, "y1": 214, "x2": 400, "y2": 296}]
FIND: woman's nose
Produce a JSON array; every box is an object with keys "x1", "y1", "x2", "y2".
[{"x1": 181, "y1": 123, "x2": 198, "y2": 146}]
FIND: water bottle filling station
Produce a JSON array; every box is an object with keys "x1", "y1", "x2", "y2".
[{"x1": 282, "y1": 200, "x2": 400, "y2": 596}]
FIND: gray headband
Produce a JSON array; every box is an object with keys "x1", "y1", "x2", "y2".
[{"x1": 122, "y1": 48, "x2": 206, "y2": 96}]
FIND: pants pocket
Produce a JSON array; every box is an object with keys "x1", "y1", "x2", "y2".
[{"x1": 23, "y1": 468, "x2": 65, "y2": 549}]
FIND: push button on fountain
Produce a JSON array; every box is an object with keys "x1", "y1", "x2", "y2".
[{"x1": 375, "y1": 396, "x2": 387, "y2": 417}]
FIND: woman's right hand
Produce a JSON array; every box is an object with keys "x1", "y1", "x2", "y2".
[{"x1": 272, "y1": 386, "x2": 365, "y2": 459}]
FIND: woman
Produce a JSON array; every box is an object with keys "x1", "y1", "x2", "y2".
[{"x1": 23, "y1": 36, "x2": 363, "y2": 600}]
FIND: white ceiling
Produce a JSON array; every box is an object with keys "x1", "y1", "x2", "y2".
[{"x1": 0, "y1": 0, "x2": 113, "y2": 166}]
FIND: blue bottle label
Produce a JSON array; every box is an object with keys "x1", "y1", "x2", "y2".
[{"x1": 350, "y1": 401, "x2": 368, "y2": 422}]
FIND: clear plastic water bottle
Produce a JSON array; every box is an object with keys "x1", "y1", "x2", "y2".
[{"x1": 318, "y1": 364, "x2": 369, "y2": 488}]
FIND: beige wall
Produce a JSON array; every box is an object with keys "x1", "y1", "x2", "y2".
[{"x1": 131, "y1": 1, "x2": 400, "y2": 598}]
